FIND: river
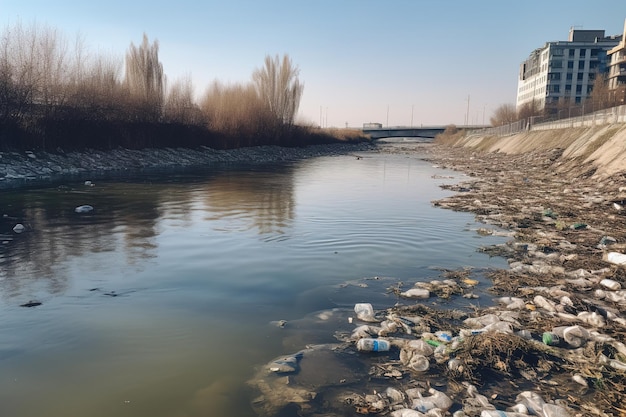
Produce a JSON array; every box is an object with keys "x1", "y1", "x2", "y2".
[{"x1": 0, "y1": 144, "x2": 508, "y2": 417}]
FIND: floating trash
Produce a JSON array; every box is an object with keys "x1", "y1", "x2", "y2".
[{"x1": 74, "y1": 205, "x2": 94, "y2": 213}]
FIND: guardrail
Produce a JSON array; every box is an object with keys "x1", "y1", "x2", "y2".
[{"x1": 467, "y1": 104, "x2": 626, "y2": 137}]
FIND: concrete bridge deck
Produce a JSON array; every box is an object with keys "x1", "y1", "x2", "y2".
[{"x1": 362, "y1": 125, "x2": 485, "y2": 139}]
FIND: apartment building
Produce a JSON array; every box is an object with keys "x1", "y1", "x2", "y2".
[
  {"x1": 607, "y1": 19, "x2": 626, "y2": 104},
  {"x1": 516, "y1": 27, "x2": 621, "y2": 113}
]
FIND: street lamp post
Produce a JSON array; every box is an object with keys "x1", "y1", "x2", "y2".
[{"x1": 386, "y1": 105, "x2": 389, "y2": 128}]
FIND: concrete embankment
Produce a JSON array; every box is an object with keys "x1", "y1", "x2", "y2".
[{"x1": 444, "y1": 123, "x2": 626, "y2": 178}]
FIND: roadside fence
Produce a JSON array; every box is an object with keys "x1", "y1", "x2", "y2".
[{"x1": 467, "y1": 104, "x2": 626, "y2": 138}]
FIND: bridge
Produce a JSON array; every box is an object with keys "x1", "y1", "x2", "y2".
[{"x1": 362, "y1": 125, "x2": 486, "y2": 139}]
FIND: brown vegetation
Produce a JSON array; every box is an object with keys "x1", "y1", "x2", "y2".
[{"x1": 0, "y1": 21, "x2": 361, "y2": 152}]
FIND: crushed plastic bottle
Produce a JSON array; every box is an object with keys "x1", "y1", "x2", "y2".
[
  {"x1": 410, "y1": 388, "x2": 452, "y2": 413},
  {"x1": 604, "y1": 252, "x2": 626, "y2": 265},
  {"x1": 561, "y1": 325, "x2": 590, "y2": 348},
  {"x1": 406, "y1": 353, "x2": 430, "y2": 372},
  {"x1": 600, "y1": 278, "x2": 622, "y2": 291},
  {"x1": 268, "y1": 351, "x2": 303, "y2": 373},
  {"x1": 400, "y1": 288, "x2": 430, "y2": 299},
  {"x1": 404, "y1": 339, "x2": 434, "y2": 356},
  {"x1": 354, "y1": 303, "x2": 377, "y2": 322},
  {"x1": 543, "y1": 403, "x2": 571, "y2": 417},
  {"x1": 515, "y1": 391, "x2": 545, "y2": 416}
]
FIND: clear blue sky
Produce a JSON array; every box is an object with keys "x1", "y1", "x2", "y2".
[{"x1": 2, "y1": 1, "x2": 625, "y2": 127}]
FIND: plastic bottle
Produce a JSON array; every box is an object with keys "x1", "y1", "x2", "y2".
[
  {"x1": 400, "y1": 288, "x2": 430, "y2": 299},
  {"x1": 605, "y1": 252, "x2": 626, "y2": 265},
  {"x1": 562, "y1": 325, "x2": 589, "y2": 348},
  {"x1": 427, "y1": 388, "x2": 453, "y2": 411},
  {"x1": 356, "y1": 338, "x2": 390, "y2": 352},
  {"x1": 407, "y1": 353, "x2": 430, "y2": 372},
  {"x1": 405, "y1": 339, "x2": 434, "y2": 356},
  {"x1": 515, "y1": 391, "x2": 545, "y2": 416},
  {"x1": 391, "y1": 409, "x2": 425, "y2": 417},
  {"x1": 354, "y1": 303, "x2": 377, "y2": 322},
  {"x1": 542, "y1": 332, "x2": 561, "y2": 346},
  {"x1": 543, "y1": 403, "x2": 571, "y2": 417},
  {"x1": 412, "y1": 396, "x2": 436, "y2": 413},
  {"x1": 480, "y1": 411, "x2": 529, "y2": 417},
  {"x1": 435, "y1": 330, "x2": 453, "y2": 342},
  {"x1": 600, "y1": 278, "x2": 621, "y2": 291}
]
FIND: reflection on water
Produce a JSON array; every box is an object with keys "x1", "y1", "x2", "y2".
[{"x1": 0, "y1": 151, "x2": 508, "y2": 417}]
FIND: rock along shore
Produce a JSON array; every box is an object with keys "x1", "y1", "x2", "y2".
[{"x1": 0, "y1": 141, "x2": 376, "y2": 189}]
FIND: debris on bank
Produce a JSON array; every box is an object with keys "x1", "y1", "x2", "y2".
[{"x1": 248, "y1": 143, "x2": 626, "y2": 417}]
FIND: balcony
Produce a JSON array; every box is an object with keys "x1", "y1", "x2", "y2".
[{"x1": 611, "y1": 53, "x2": 626, "y2": 64}]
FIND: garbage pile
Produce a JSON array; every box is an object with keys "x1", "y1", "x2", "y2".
[
  {"x1": 249, "y1": 144, "x2": 626, "y2": 417},
  {"x1": 248, "y1": 274, "x2": 626, "y2": 417}
]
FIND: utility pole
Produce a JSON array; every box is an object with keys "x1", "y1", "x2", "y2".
[{"x1": 386, "y1": 105, "x2": 390, "y2": 127}]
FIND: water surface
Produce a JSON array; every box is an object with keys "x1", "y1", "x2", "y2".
[{"x1": 0, "y1": 148, "x2": 507, "y2": 417}]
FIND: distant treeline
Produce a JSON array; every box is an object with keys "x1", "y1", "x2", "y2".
[{"x1": 0, "y1": 22, "x2": 363, "y2": 151}]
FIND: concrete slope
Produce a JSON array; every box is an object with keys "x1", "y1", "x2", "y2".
[{"x1": 443, "y1": 124, "x2": 626, "y2": 178}]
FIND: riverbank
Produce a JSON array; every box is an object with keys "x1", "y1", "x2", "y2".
[
  {"x1": 380, "y1": 127, "x2": 626, "y2": 415},
  {"x1": 245, "y1": 135, "x2": 626, "y2": 417},
  {"x1": 0, "y1": 141, "x2": 375, "y2": 190}
]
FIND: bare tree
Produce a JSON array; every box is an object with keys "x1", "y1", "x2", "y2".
[
  {"x1": 70, "y1": 53, "x2": 124, "y2": 119},
  {"x1": 489, "y1": 103, "x2": 517, "y2": 126},
  {"x1": 517, "y1": 100, "x2": 542, "y2": 121},
  {"x1": 164, "y1": 75, "x2": 202, "y2": 124},
  {"x1": 252, "y1": 54, "x2": 303, "y2": 129},
  {"x1": 124, "y1": 33, "x2": 164, "y2": 120},
  {"x1": 589, "y1": 72, "x2": 610, "y2": 112},
  {"x1": 1, "y1": 21, "x2": 41, "y2": 120}
]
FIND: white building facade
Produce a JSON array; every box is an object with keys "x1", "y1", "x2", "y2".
[
  {"x1": 516, "y1": 28, "x2": 621, "y2": 113},
  {"x1": 607, "y1": 19, "x2": 626, "y2": 104}
]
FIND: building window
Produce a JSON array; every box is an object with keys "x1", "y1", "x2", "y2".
[
  {"x1": 548, "y1": 72, "x2": 561, "y2": 80},
  {"x1": 576, "y1": 85, "x2": 582, "y2": 94},
  {"x1": 580, "y1": 49, "x2": 587, "y2": 58},
  {"x1": 552, "y1": 48, "x2": 563, "y2": 56},
  {"x1": 566, "y1": 73, "x2": 573, "y2": 81},
  {"x1": 549, "y1": 85, "x2": 561, "y2": 93},
  {"x1": 579, "y1": 60, "x2": 586, "y2": 69},
  {"x1": 565, "y1": 84, "x2": 572, "y2": 93},
  {"x1": 575, "y1": 96, "x2": 581, "y2": 103},
  {"x1": 569, "y1": 49, "x2": 575, "y2": 57},
  {"x1": 567, "y1": 61, "x2": 574, "y2": 69},
  {"x1": 577, "y1": 73, "x2": 584, "y2": 81},
  {"x1": 551, "y1": 60, "x2": 563, "y2": 69},
  {"x1": 590, "y1": 49, "x2": 599, "y2": 57}
]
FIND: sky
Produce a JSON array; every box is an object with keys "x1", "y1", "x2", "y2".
[{"x1": 2, "y1": 0, "x2": 625, "y2": 128}]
